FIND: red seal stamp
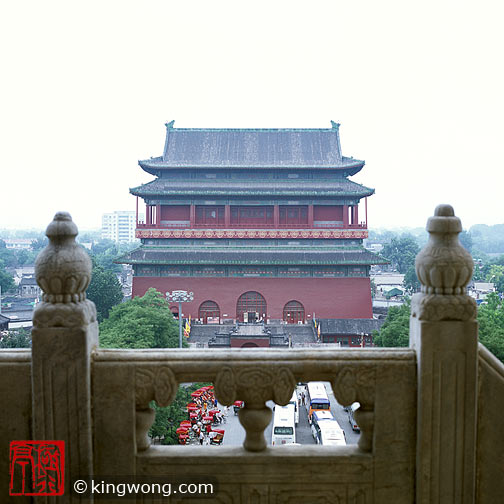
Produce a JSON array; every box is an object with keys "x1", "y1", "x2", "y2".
[{"x1": 9, "y1": 440, "x2": 65, "y2": 496}]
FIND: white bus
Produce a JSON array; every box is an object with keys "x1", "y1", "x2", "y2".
[
  {"x1": 306, "y1": 382, "x2": 331, "y2": 423},
  {"x1": 311, "y1": 411, "x2": 346, "y2": 446},
  {"x1": 288, "y1": 390, "x2": 299, "y2": 425},
  {"x1": 271, "y1": 404, "x2": 296, "y2": 446},
  {"x1": 317, "y1": 421, "x2": 347, "y2": 446}
]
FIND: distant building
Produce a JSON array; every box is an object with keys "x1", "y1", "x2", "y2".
[
  {"x1": 372, "y1": 273, "x2": 405, "y2": 295},
  {"x1": 101, "y1": 211, "x2": 139, "y2": 243},
  {"x1": 0, "y1": 296, "x2": 37, "y2": 329},
  {"x1": 469, "y1": 282, "x2": 496, "y2": 303},
  {"x1": 18, "y1": 275, "x2": 41, "y2": 298},
  {"x1": 317, "y1": 318, "x2": 383, "y2": 346},
  {"x1": 3, "y1": 238, "x2": 34, "y2": 250}
]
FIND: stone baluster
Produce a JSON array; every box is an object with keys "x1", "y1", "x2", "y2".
[
  {"x1": 410, "y1": 204, "x2": 478, "y2": 504},
  {"x1": 331, "y1": 364, "x2": 376, "y2": 453},
  {"x1": 135, "y1": 366, "x2": 178, "y2": 451},
  {"x1": 215, "y1": 366, "x2": 296, "y2": 451},
  {"x1": 32, "y1": 212, "x2": 98, "y2": 502}
]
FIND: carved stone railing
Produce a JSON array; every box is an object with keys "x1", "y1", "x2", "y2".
[
  {"x1": 5, "y1": 205, "x2": 499, "y2": 503},
  {"x1": 93, "y1": 347, "x2": 412, "y2": 454}
]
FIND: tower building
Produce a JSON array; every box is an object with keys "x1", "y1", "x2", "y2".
[{"x1": 120, "y1": 121, "x2": 385, "y2": 323}]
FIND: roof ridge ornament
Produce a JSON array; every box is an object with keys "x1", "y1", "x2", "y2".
[
  {"x1": 411, "y1": 204, "x2": 476, "y2": 321},
  {"x1": 165, "y1": 120, "x2": 175, "y2": 129},
  {"x1": 330, "y1": 120, "x2": 340, "y2": 129}
]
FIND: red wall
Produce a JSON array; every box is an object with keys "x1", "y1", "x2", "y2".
[
  {"x1": 313, "y1": 205, "x2": 343, "y2": 220},
  {"x1": 161, "y1": 205, "x2": 190, "y2": 220},
  {"x1": 231, "y1": 338, "x2": 270, "y2": 348},
  {"x1": 132, "y1": 276, "x2": 373, "y2": 320}
]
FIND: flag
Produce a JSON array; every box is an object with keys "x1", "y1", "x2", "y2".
[
  {"x1": 313, "y1": 318, "x2": 317, "y2": 329},
  {"x1": 317, "y1": 324, "x2": 321, "y2": 340},
  {"x1": 183, "y1": 319, "x2": 190, "y2": 338}
]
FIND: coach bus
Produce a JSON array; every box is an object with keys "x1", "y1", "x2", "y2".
[
  {"x1": 271, "y1": 404, "x2": 296, "y2": 446},
  {"x1": 288, "y1": 390, "x2": 299, "y2": 425},
  {"x1": 306, "y1": 382, "x2": 331, "y2": 423}
]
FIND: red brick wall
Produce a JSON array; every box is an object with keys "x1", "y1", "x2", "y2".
[{"x1": 132, "y1": 276, "x2": 372, "y2": 320}]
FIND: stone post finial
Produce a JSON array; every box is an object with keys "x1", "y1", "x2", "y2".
[
  {"x1": 410, "y1": 205, "x2": 478, "y2": 503},
  {"x1": 33, "y1": 212, "x2": 96, "y2": 327},
  {"x1": 412, "y1": 204, "x2": 476, "y2": 321}
]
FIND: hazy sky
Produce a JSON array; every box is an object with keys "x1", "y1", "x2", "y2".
[{"x1": 1, "y1": 1, "x2": 503, "y2": 232}]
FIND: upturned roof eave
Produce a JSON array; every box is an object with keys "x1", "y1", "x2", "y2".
[
  {"x1": 116, "y1": 249, "x2": 388, "y2": 267},
  {"x1": 138, "y1": 158, "x2": 365, "y2": 174},
  {"x1": 117, "y1": 258, "x2": 386, "y2": 266},
  {"x1": 129, "y1": 188, "x2": 375, "y2": 198}
]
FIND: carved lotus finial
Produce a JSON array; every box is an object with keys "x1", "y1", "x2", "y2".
[
  {"x1": 35, "y1": 212, "x2": 92, "y2": 303},
  {"x1": 415, "y1": 205, "x2": 473, "y2": 295}
]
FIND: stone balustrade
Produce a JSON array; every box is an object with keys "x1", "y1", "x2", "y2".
[{"x1": 0, "y1": 205, "x2": 503, "y2": 503}]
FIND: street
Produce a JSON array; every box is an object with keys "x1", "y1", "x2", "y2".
[{"x1": 220, "y1": 382, "x2": 360, "y2": 447}]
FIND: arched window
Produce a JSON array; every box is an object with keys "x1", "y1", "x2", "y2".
[
  {"x1": 283, "y1": 300, "x2": 305, "y2": 324},
  {"x1": 236, "y1": 291, "x2": 267, "y2": 323},
  {"x1": 198, "y1": 300, "x2": 220, "y2": 324}
]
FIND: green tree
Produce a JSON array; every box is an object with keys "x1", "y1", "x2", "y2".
[
  {"x1": 373, "y1": 301, "x2": 411, "y2": 348},
  {"x1": 0, "y1": 261, "x2": 15, "y2": 293},
  {"x1": 403, "y1": 265, "x2": 420, "y2": 294},
  {"x1": 486, "y1": 264, "x2": 504, "y2": 294},
  {"x1": 477, "y1": 293, "x2": 504, "y2": 363},
  {"x1": 99, "y1": 288, "x2": 181, "y2": 348},
  {"x1": 381, "y1": 235, "x2": 420, "y2": 274},
  {"x1": 16, "y1": 248, "x2": 38, "y2": 266},
  {"x1": 0, "y1": 328, "x2": 32, "y2": 348},
  {"x1": 89, "y1": 239, "x2": 138, "y2": 273},
  {"x1": 86, "y1": 260, "x2": 123, "y2": 322},
  {"x1": 0, "y1": 246, "x2": 17, "y2": 268},
  {"x1": 370, "y1": 278, "x2": 377, "y2": 298},
  {"x1": 149, "y1": 383, "x2": 211, "y2": 445},
  {"x1": 32, "y1": 236, "x2": 48, "y2": 251},
  {"x1": 459, "y1": 230, "x2": 473, "y2": 252}
]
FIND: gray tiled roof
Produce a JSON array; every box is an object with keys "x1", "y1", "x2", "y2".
[
  {"x1": 118, "y1": 246, "x2": 387, "y2": 266},
  {"x1": 19, "y1": 276, "x2": 38, "y2": 286},
  {"x1": 138, "y1": 122, "x2": 364, "y2": 174},
  {"x1": 318, "y1": 318, "x2": 384, "y2": 335},
  {"x1": 130, "y1": 177, "x2": 374, "y2": 198}
]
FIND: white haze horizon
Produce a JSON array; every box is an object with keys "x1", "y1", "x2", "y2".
[{"x1": 1, "y1": 1, "x2": 503, "y2": 232}]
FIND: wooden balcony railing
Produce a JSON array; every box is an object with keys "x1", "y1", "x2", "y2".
[{"x1": 136, "y1": 222, "x2": 368, "y2": 230}]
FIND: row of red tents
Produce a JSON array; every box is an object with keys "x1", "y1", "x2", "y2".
[{"x1": 177, "y1": 386, "x2": 222, "y2": 444}]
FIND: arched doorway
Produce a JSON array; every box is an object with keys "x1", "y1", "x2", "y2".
[
  {"x1": 283, "y1": 300, "x2": 305, "y2": 324},
  {"x1": 236, "y1": 291, "x2": 267, "y2": 323},
  {"x1": 198, "y1": 300, "x2": 220, "y2": 324},
  {"x1": 170, "y1": 306, "x2": 179, "y2": 319},
  {"x1": 241, "y1": 342, "x2": 259, "y2": 348}
]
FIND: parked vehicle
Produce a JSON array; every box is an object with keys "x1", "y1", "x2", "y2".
[
  {"x1": 306, "y1": 382, "x2": 331, "y2": 423},
  {"x1": 288, "y1": 390, "x2": 300, "y2": 425},
  {"x1": 315, "y1": 420, "x2": 347, "y2": 446},
  {"x1": 271, "y1": 404, "x2": 296, "y2": 446},
  {"x1": 348, "y1": 402, "x2": 360, "y2": 432},
  {"x1": 209, "y1": 428, "x2": 225, "y2": 445},
  {"x1": 311, "y1": 411, "x2": 346, "y2": 446},
  {"x1": 233, "y1": 400, "x2": 244, "y2": 415}
]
